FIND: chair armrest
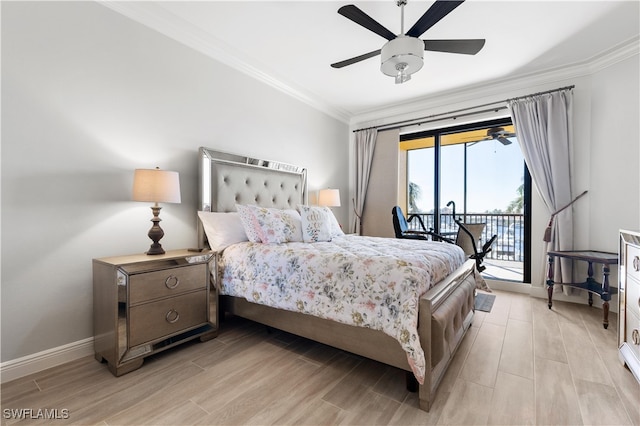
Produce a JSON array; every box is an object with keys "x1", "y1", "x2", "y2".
[{"x1": 407, "y1": 214, "x2": 428, "y2": 232}]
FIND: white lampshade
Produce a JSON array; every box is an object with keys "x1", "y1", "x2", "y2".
[
  {"x1": 132, "y1": 168, "x2": 181, "y2": 204},
  {"x1": 318, "y1": 188, "x2": 341, "y2": 207}
]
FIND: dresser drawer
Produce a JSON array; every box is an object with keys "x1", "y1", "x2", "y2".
[
  {"x1": 626, "y1": 274, "x2": 640, "y2": 319},
  {"x1": 129, "y1": 264, "x2": 207, "y2": 304},
  {"x1": 627, "y1": 244, "x2": 640, "y2": 282},
  {"x1": 129, "y1": 290, "x2": 208, "y2": 347},
  {"x1": 623, "y1": 308, "x2": 640, "y2": 361}
]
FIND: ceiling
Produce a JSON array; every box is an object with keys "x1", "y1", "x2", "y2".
[{"x1": 107, "y1": 1, "x2": 639, "y2": 121}]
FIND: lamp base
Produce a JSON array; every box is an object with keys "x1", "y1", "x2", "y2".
[
  {"x1": 145, "y1": 205, "x2": 165, "y2": 255},
  {"x1": 146, "y1": 243, "x2": 165, "y2": 256}
]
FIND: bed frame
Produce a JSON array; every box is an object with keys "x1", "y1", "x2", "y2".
[{"x1": 198, "y1": 147, "x2": 476, "y2": 411}]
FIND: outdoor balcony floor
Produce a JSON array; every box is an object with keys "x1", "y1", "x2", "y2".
[{"x1": 482, "y1": 258, "x2": 524, "y2": 282}]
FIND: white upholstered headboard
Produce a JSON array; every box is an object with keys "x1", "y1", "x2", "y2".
[{"x1": 197, "y1": 147, "x2": 308, "y2": 245}]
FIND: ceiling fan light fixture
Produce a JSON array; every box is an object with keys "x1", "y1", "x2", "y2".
[
  {"x1": 395, "y1": 63, "x2": 411, "y2": 84},
  {"x1": 381, "y1": 36, "x2": 423, "y2": 83}
]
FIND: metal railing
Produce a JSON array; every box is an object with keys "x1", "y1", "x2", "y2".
[{"x1": 407, "y1": 213, "x2": 525, "y2": 262}]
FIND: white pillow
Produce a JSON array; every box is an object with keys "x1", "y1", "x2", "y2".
[
  {"x1": 325, "y1": 207, "x2": 345, "y2": 238},
  {"x1": 298, "y1": 205, "x2": 337, "y2": 242},
  {"x1": 235, "y1": 204, "x2": 263, "y2": 243},
  {"x1": 250, "y1": 206, "x2": 304, "y2": 243},
  {"x1": 197, "y1": 211, "x2": 248, "y2": 252}
]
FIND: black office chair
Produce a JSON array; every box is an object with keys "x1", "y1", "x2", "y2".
[
  {"x1": 391, "y1": 206, "x2": 430, "y2": 240},
  {"x1": 428, "y1": 201, "x2": 497, "y2": 272}
]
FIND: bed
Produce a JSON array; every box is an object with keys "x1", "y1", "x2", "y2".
[{"x1": 197, "y1": 147, "x2": 480, "y2": 411}]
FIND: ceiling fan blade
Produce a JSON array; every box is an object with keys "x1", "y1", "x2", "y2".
[
  {"x1": 406, "y1": 0, "x2": 465, "y2": 38},
  {"x1": 331, "y1": 49, "x2": 382, "y2": 68},
  {"x1": 423, "y1": 39, "x2": 485, "y2": 55},
  {"x1": 338, "y1": 5, "x2": 396, "y2": 41},
  {"x1": 497, "y1": 137, "x2": 513, "y2": 145}
]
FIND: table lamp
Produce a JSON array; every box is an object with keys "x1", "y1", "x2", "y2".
[
  {"x1": 318, "y1": 188, "x2": 341, "y2": 208},
  {"x1": 132, "y1": 167, "x2": 181, "y2": 255}
]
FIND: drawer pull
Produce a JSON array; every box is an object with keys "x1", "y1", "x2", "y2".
[
  {"x1": 634, "y1": 256, "x2": 640, "y2": 272},
  {"x1": 165, "y1": 275, "x2": 180, "y2": 289},
  {"x1": 165, "y1": 309, "x2": 180, "y2": 324}
]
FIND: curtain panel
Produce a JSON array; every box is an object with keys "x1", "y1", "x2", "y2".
[
  {"x1": 508, "y1": 88, "x2": 575, "y2": 288},
  {"x1": 352, "y1": 129, "x2": 378, "y2": 234}
]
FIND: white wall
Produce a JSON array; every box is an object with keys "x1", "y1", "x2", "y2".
[
  {"x1": 588, "y1": 56, "x2": 640, "y2": 246},
  {"x1": 1, "y1": 2, "x2": 348, "y2": 363}
]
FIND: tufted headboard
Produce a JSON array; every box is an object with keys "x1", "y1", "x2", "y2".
[{"x1": 197, "y1": 147, "x2": 307, "y2": 246}]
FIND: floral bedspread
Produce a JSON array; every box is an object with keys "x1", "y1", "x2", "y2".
[{"x1": 219, "y1": 235, "x2": 466, "y2": 384}]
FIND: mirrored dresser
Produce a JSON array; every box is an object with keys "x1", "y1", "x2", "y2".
[{"x1": 619, "y1": 230, "x2": 640, "y2": 383}]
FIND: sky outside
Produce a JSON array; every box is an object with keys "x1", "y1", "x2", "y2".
[{"x1": 408, "y1": 138, "x2": 524, "y2": 213}]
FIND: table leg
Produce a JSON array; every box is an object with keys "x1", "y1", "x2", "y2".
[
  {"x1": 547, "y1": 255, "x2": 554, "y2": 309},
  {"x1": 602, "y1": 265, "x2": 611, "y2": 329},
  {"x1": 587, "y1": 262, "x2": 594, "y2": 306}
]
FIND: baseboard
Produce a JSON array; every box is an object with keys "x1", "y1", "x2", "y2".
[
  {"x1": 0, "y1": 337, "x2": 94, "y2": 384},
  {"x1": 485, "y1": 279, "x2": 532, "y2": 294}
]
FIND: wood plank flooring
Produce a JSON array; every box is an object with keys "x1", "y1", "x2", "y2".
[{"x1": 2, "y1": 290, "x2": 639, "y2": 425}]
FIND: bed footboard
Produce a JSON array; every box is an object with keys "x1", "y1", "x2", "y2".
[{"x1": 418, "y1": 259, "x2": 476, "y2": 411}]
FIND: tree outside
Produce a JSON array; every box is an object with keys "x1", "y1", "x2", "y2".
[{"x1": 408, "y1": 181, "x2": 421, "y2": 213}]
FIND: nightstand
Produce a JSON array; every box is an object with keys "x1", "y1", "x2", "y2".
[{"x1": 93, "y1": 249, "x2": 217, "y2": 376}]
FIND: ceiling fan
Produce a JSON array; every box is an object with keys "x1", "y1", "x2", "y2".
[
  {"x1": 485, "y1": 127, "x2": 516, "y2": 145},
  {"x1": 331, "y1": 0, "x2": 485, "y2": 84}
]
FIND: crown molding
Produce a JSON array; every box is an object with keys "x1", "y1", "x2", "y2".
[
  {"x1": 100, "y1": 1, "x2": 351, "y2": 124},
  {"x1": 587, "y1": 35, "x2": 639, "y2": 74}
]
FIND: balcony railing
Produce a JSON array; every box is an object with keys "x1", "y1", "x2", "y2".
[{"x1": 407, "y1": 213, "x2": 525, "y2": 262}]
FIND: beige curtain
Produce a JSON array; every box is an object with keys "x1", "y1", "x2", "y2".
[
  {"x1": 508, "y1": 88, "x2": 575, "y2": 289},
  {"x1": 352, "y1": 129, "x2": 377, "y2": 234}
]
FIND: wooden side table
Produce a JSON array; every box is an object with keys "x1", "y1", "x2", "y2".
[{"x1": 546, "y1": 250, "x2": 618, "y2": 329}]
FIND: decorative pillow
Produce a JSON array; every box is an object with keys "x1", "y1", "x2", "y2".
[
  {"x1": 325, "y1": 207, "x2": 345, "y2": 238},
  {"x1": 197, "y1": 211, "x2": 248, "y2": 252},
  {"x1": 235, "y1": 204, "x2": 263, "y2": 243},
  {"x1": 280, "y1": 209, "x2": 304, "y2": 242},
  {"x1": 249, "y1": 206, "x2": 304, "y2": 244},
  {"x1": 298, "y1": 205, "x2": 335, "y2": 242}
]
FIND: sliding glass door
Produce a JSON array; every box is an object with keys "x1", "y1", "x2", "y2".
[{"x1": 402, "y1": 119, "x2": 531, "y2": 283}]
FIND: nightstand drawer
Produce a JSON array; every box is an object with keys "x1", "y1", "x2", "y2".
[
  {"x1": 129, "y1": 264, "x2": 207, "y2": 304},
  {"x1": 129, "y1": 290, "x2": 207, "y2": 347}
]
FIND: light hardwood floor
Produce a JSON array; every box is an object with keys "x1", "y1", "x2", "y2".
[{"x1": 2, "y1": 290, "x2": 639, "y2": 425}]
